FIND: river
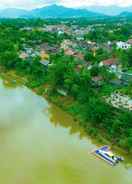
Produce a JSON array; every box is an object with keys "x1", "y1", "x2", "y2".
[{"x1": 0, "y1": 80, "x2": 131, "y2": 184}]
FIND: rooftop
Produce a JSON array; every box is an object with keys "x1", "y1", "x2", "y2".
[{"x1": 102, "y1": 58, "x2": 118, "y2": 66}]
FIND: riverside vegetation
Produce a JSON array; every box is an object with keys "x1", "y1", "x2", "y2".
[{"x1": 0, "y1": 18, "x2": 132, "y2": 153}]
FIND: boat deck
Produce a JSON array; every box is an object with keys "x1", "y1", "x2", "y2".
[{"x1": 93, "y1": 146, "x2": 116, "y2": 166}]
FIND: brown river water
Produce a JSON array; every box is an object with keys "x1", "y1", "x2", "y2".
[{"x1": 0, "y1": 80, "x2": 131, "y2": 184}]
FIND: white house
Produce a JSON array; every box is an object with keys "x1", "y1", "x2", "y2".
[
  {"x1": 58, "y1": 30, "x2": 64, "y2": 35},
  {"x1": 116, "y1": 41, "x2": 131, "y2": 50},
  {"x1": 99, "y1": 58, "x2": 118, "y2": 73}
]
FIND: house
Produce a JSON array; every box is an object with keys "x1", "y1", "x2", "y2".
[
  {"x1": 87, "y1": 41, "x2": 97, "y2": 49},
  {"x1": 39, "y1": 60, "x2": 50, "y2": 67},
  {"x1": 61, "y1": 40, "x2": 73, "y2": 50},
  {"x1": 44, "y1": 25, "x2": 57, "y2": 32},
  {"x1": 19, "y1": 52, "x2": 28, "y2": 59},
  {"x1": 40, "y1": 50, "x2": 49, "y2": 60},
  {"x1": 76, "y1": 36, "x2": 84, "y2": 41},
  {"x1": 24, "y1": 47, "x2": 33, "y2": 55},
  {"x1": 75, "y1": 64, "x2": 83, "y2": 73},
  {"x1": 92, "y1": 76, "x2": 103, "y2": 87},
  {"x1": 107, "y1": 41, "x2": 113, "y2": 48},
  {"x1": 21, "y1": 27, "x2": 33, "y2": 31},
  {"x1": 57, "y1": 88, "x2": 67, "y2": 96},
  {"x1": 99, "y1": 58, "x2": 118, "y2": 72},
  {"x1": 127, "y1": 39, "x2": 132, "y2": 46},
  {"x1": 110, "y1": 79, "x2": 124, "y2": 87},
  {"x1": 40, "y1": 43, "x2": 59, "y2": 54},
  {"x1": 116, "y1": 41, "x2": 131, "y2": 50},
  {"x1": 87, "y1": 63, "x2": 93, "y2": 70},
  {"x1": 74, "y1": 52, "x2": 84, "y2": 61},
  {"x1": 106, "y1": 93, "x2": 132, "y2": 111},
  {"x1": 65, "y1": 48, "x2": 75, "y2": 56},
  {"x1": 58, "y1": 30, "x2": 64, "y2": 35},
  {"x1": 120, "y1": 72, "x2": 132, "y2": 83}
]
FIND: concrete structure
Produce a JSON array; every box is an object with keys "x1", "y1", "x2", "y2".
[
  {"x1": 116, "y1": 41, "x2": 131, "y2": 50},
  {"x1": 99, "y1": 58, "x2": 119, "y2": 73},
  {"x1": 106, "y1": 92, "x2": 132, "y2": 111}
]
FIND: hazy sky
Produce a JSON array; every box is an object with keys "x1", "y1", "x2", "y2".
[{"x1": 0, "y1": 0, "x2": 132, "y2": 9}]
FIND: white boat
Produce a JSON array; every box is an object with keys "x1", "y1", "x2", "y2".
[{"x1": 93, "y1": 146, "x2": 124, "y2": 166}]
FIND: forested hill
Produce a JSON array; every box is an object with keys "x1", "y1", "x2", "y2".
[
  {"x1": 119, "y1": 12, "x2": 132, "y2": 18},
  {"x1": 0, "y1": 5, "x2": 106, "y2": 19},
  {"x1": 28, "y1": 5, "x2": 105, "y2": 18}
]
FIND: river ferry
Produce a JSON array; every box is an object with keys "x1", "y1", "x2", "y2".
[{"x1": 93, "y1": 146, "x2": 124, "y2": 166}]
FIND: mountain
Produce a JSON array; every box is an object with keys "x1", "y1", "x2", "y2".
[
  {"x1": 86, "y1": 6, "x2": 132, "y2": 16},
  {"x1": 119, "y1": 11, "x2": 132, "y2": 18},
  {"x1": 0, "y1": 8, "x2": 28, "y2": 18},
  {"x1": 28, "y1": 5, "x2": 105, "y2": 18},
  {"x1": 0, "y1": 5, "x2": 132, "y2": 18},
  {"x1": 0, "y1": 5, "x2": 106, "y2": 19}
]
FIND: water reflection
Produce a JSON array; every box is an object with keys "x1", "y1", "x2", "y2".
[
  {"x1": 0, "y1": 79, "x2": 131, "y2": 184},
  {"x1": 48, "y1": 103, "x2": 132, "y2": 168},
  {"x1": 48, "y1": 104, "x2": 86, "y2": 139}
]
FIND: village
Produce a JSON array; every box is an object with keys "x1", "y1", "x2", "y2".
[
  {"x1": 0, "y1": 10, "x2": 132, "y2": 162},
  {"x1": 19, "y1": 21, "x2": 132, "y2": 111},
  {"x1": 0, "y1": 0, "x2": 132, "y2": 182}
]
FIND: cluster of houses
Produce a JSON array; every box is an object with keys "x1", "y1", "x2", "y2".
[
  {"x1": 106, "y1": 92, "x2": 132, "y2": 111},
  {"x1": 19, "y1": 23, "x2": 132, "y2": 86},
  {"x1": 60, "y1": 39, "x2": 85, "y2": 60},
  {"x1": 19, "y1": 47, "x2": 40, "y2": 60},
  {"x1": 106, "y1": 39, "x2": 132, "y2": 50},
  {"x1": 18, "y1": 23, "x2": 132, "y2": 113},
  {"x1": 19, "y1": 45, "x2": 51, "y2": 67},
  {"x1": 116, "y1": 39, "x2": 132, "y2": 50},
  {"x1": 19, "y1": 36, "x2": 132, "y2": 83},
  {"x1": 60, "y1": 38, "x2": 98, "y2": 63},
  {"x1": 19, "y1": 43, "x2": 132, "y2": 88},
  {"x1": 43, "y1": 24, "x2": 91, "y2": 38},
  {"x1": 99, "y1": 58, "x2": 120, "y2": 73},
  {"x1": 94, "y1": 57, "x2": 132, "y2": 86}
]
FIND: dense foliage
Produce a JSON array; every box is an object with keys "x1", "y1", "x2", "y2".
[
  {"x1": 48, "y1": 53, "x2": 132, "y2": 152},
  {"x1": 0, "y1": 18, "x2": 132, "y2": 152}
]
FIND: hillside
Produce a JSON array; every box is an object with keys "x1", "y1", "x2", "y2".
[
  {"x1": 0, "y1": 8, "x2": 28, "y2": 18},
  {"x1": 29, "y1": 5, "x2": 105, "y2": 18},
  {"x1": 119, "y1": 11, "x2": 132, "y2": 18},
  {"x1": 0, "y1": 5, "x2": 106, "y2": 19},
  {"x1": 86, "y1": 6, "x2": 132, "y2": 16}
]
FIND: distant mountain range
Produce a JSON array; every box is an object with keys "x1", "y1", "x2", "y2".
[
  {"x1": 86, "y1": 6, "x2": 132, "y2": 16},
  {"x1": 0, "y1": 8, "x2": 29, "y2": 18},
  {"x1": 0, "y1": 5, "x2": 131, "y2": 19},
  {"x1": 119, "y1": 11, "x2": 132, "y2": 18},
  {"x1": 28, "y1": 5, "x2": 105, "y2": 19},
  {"x1": 0, "y1": 5, "x2": 105, "y2": 19}
]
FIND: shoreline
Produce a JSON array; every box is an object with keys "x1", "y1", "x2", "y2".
[
  {"x1": 0, "y1": 68, "x2": 132, "y2": 159},
  {"x1": 30, "y1": 84, "x2": 132, "y2": 160}
]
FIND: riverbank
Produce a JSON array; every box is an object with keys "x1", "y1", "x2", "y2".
[
  {"x1": 45, "y1": 93, "x2": 132, "y2": 155},
  {"x1": 0, "y1": 67, "x2": 27, "y2": 88},
  {"x1": 29, "y1": 85, "x2": 132, "y2": 161},
  {"x1": 0, "y1": 80, "x2": 132, "y2": 184},
  {"x1": 0, "y1": 68, "x2": 132, "y2": 157}
]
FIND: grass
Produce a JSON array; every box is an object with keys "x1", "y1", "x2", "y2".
[
  {"x1": 0, "y1": 67, "x2": 27, "y2": 88},
  {"x1": 0, "y1": 67, "x2": 131, "y2": 160}
]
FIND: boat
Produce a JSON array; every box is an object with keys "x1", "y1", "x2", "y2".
[{"x1": 93, "y1": 146, "x2": 124, "y2": 166}]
